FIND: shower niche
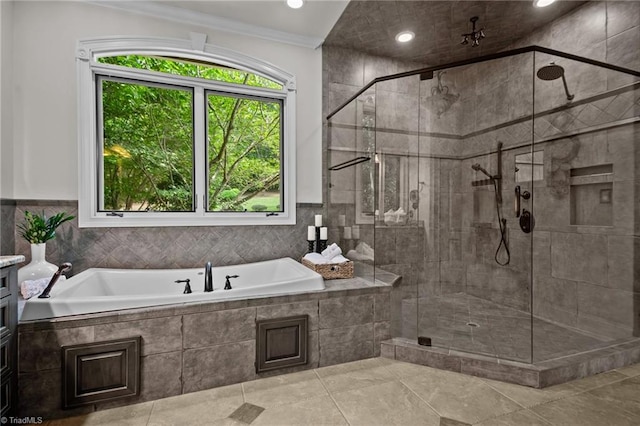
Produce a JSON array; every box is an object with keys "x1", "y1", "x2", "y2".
[{"x1": 569, "y1": 164, "x2": 613, "y2": 226}]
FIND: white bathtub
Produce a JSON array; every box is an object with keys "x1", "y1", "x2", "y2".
[{"x1": 20, "y1": 257, "x2": 324, "y2": 321}]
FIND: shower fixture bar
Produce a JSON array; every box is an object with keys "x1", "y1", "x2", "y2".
[
  {"x1": 326, "y1": 45, "x2": 640, "y2": 121},
  {"x1": 328, "y1": 156, "x2": 370, "y2": 171},
  {"x1": 471, "y1": 178, "x2": 494, "y2": 187}
]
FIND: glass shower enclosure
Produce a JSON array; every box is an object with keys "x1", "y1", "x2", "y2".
[{"x1": 326, "y1": 46, "x2": 640, "y2": 366}]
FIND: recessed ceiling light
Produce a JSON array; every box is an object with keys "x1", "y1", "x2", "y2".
[
  {"x1": 534, "y1": 0, "x2": 556, "y2": 7},
  {"x1": 287, "y1": 0, "x2": 304, "y2": 9},
  {"x1": 395, "y1": 31, "x2": 415, "y2": 43}
]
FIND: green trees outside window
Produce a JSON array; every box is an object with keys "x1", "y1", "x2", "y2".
[{"x1": 98, "y1": 55, "x2": 283, "y2": 213}]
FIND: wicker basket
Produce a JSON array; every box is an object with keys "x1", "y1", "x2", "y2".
[{"x1": 301, "y1": 258, "x2": 354, "y2": 280}]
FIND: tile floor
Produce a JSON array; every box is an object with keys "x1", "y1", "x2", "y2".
[
  {"x1": 403, "y1": 293, "x2": 617, "y2": 362},
  {"x1": 44, "y1": 357, "x2": 640, "y2": 426}
]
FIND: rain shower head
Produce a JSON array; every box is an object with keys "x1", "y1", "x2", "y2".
[
  {"x1": 536, "y1": 63, "x2": 565, "y2": 80},
  {"x1": 536, "y1": 62, "x2": 575, "y2": 101}
]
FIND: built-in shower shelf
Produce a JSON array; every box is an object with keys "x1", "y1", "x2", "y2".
[
  {"x1": 570, "y1": 164, "x2": 613, "y2": 226},
  {"x1": 569, "y1": 174, "x2": 613, "y2": 186}
]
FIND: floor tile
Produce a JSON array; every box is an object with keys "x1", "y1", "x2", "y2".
[
  {"x1": 228, "y1": 403, "x2": 265, "y2": 424},
  {"x1": 587, "y1": 376, "x2": 640, "y2": 416},
  {"x1": 316, "y1": 357, "x2": 397, "y2": 393},
  {"x1": 332, "y1": 380, "x2": 440, "y2": 426},
  {"x1": 616, "y1": 362, "x2": 640, "y2": 377},
  {"x1": 440, "y1": 417, "x2": 472, "y2": 426},
  {"x1": 531, "y1": 392, "x2": 640, "y2": 426},
  {"x1": 400, "y1": 366, "x2": 523, "y2": 424},
  {"x1": 147, "y1": 384, "x2": 244, "y2": 425},
  {"x1": 413, "y1": 293, "x2": 610, "y2": 363},
  {"x1": 481, "y1": 377, "x2": 578, "y2": 407},
  {"x1": 251, "y1": 395, "x2": 348, "y2": 426},
  {"x1": 384, "y1": 359, "x2": 446, "y2": 379},
  {"x1": 243, "y1": 369, "x2": 328, "y2": 409},
  {"x1": 474, "y1": 409, "x2": 552, "y2": 426},
  {"x1": 47, "y1": 402, "x2": 153, "y2": 426}
]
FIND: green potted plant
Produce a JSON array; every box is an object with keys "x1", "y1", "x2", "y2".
[{"x1": 17, "y1": 211, "x2": 74, "y2": 283}]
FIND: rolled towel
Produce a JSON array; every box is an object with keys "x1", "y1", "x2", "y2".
[
  {"x1": 321, "y1": 243, "x2": 342, "y2": 259},
  {"x1": 20, "y1": 276, "x2": 66, "y2": 299},
  {"x1": 303, "y1": 253, "x2": 329, "y2": 265},
  {"x1": 356, "y1": 241, "x2": 375, "y2": 258},
  {"x1": 330, "y1": 254, "x2": 350, "y2": 263}
]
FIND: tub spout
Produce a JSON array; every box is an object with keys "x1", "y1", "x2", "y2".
[
  {"x1": 204, "y1": 261, "x2": 213, "y2": 292},
  {"x1": 38, "y1": 262, "x2": 72, "y2": 298}
]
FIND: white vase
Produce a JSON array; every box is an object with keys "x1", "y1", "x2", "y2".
[{"x1": 17, "y1": 243, "x2": 59, "y2": 284}]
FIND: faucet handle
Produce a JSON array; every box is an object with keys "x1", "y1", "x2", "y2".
[{"x1": 224, "y1": 275, "x2": 239, "y2": 290}]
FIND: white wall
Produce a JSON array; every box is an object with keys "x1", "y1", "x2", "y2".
[
  {"x1": 6, "y1": 1, "x2": 322, "y2": 202},
  {"x1": 0, "y1": 0, "x2": 15, "y2": 198}
]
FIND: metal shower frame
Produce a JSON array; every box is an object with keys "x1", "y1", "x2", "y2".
[{"x1": 326, "y1": 45, "x2": 640, "y2": 121}]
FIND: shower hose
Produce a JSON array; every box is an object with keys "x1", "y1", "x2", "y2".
[{"x1": 493, "y1": 179, "x2": 510, "y2": 266}]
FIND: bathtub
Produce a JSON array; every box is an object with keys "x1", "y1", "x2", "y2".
[{"x1": 20, "y1": 257, "x2": 324, "y2": 321}]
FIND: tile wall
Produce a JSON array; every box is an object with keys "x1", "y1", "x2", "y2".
[
  {"x1": 1, "y1": 201, "x2": 321, "y2": 274},
  {"x1": 324, "y1": 1, "x2": 639, "y2": 348}
]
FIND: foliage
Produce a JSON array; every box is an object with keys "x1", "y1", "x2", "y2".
[
  {"x1": 18, "y1": 211, "x2": 75, "y2": 244},
  {"x1": 99, "y1": 55, "x2": 283, "y2": 213}
]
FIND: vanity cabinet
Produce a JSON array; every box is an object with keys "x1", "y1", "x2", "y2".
[{"x1": 1, "y1": 263, "x2": 19, "y2": 417}]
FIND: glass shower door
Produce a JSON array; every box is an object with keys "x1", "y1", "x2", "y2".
[{"x1": 416, "y1": 54, "x2": 536, "y2": 363}]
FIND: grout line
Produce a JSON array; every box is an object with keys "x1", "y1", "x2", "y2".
[
  {"x1": 494, "y1": 407, "x2": 556, "y2": 426},
  {"x1": 144, "y1": 401, "x2": 155, "y2": 426},
  {"x1": 398, "y1": 378, "x2": 443, "y2": 419},
  {"x1": 527, "y1": 408, "x2": 557, "y2": 426},
  {"x1": 241, "y1": 382, "x2": 247, "y2": 403},
  {"x1": 313, "y1": 369, "x2": 353, "y2": 426}
]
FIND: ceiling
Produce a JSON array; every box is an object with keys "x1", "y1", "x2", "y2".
[
  {"x1": 324, "y1": 0, "x2": 587, "y2": 65},
  {"x1": 93, "y1": 0, "x2": 350, "y2": 48},
  {"x1": 93, "y1": 1, "x2": 587, "y2": 60},
  {"x1": 162, "y1": 1, "x2": 348, "y2": 39}
]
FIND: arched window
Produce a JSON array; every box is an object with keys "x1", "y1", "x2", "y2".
[{"x1": 77, "y1": 36, "x2": 296, "y2": 227}]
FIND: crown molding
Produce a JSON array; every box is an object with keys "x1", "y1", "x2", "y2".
[{"x1": 87, "y1": 1, "x2": 324, "y2": 49}]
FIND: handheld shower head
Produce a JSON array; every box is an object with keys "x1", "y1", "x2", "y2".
[{"x1": 471, "y1": 163, "x2": 493, "y2": 179}]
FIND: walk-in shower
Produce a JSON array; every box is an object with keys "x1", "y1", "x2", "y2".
[{"x1": 326, "y1": 45, "x2": 640, "y2": 385}]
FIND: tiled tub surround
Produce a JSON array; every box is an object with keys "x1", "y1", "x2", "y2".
[
  {"x1": 19, "y1": 257, "x2": 325, "y2": 321},
  {"x1": 17, "y1": 274, "x2": 397, "y2": 419},
  {"x1": 1, "y1": 202, "x2": 321, "y2": 274}
]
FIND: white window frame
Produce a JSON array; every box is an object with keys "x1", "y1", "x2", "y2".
[{"x1": 77, "y1": 36, "x2": 296, "y2": 227}]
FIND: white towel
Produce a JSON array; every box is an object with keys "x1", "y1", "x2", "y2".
[
  {"x1": 321, "y1": 243, "x2": 342, "y2": 259},
  {"x1": 330, "y1": 254, "x2": 350, "y2": 263},
  {"x1": 303, "y1": 253, "x2": 329, "y2": 265},
  {"x1": 356, "y1": 242, "x2": 375, "y2": 258},
  {"x1": 20, "y1": 276, "x2": 66, "y2": 299}
]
